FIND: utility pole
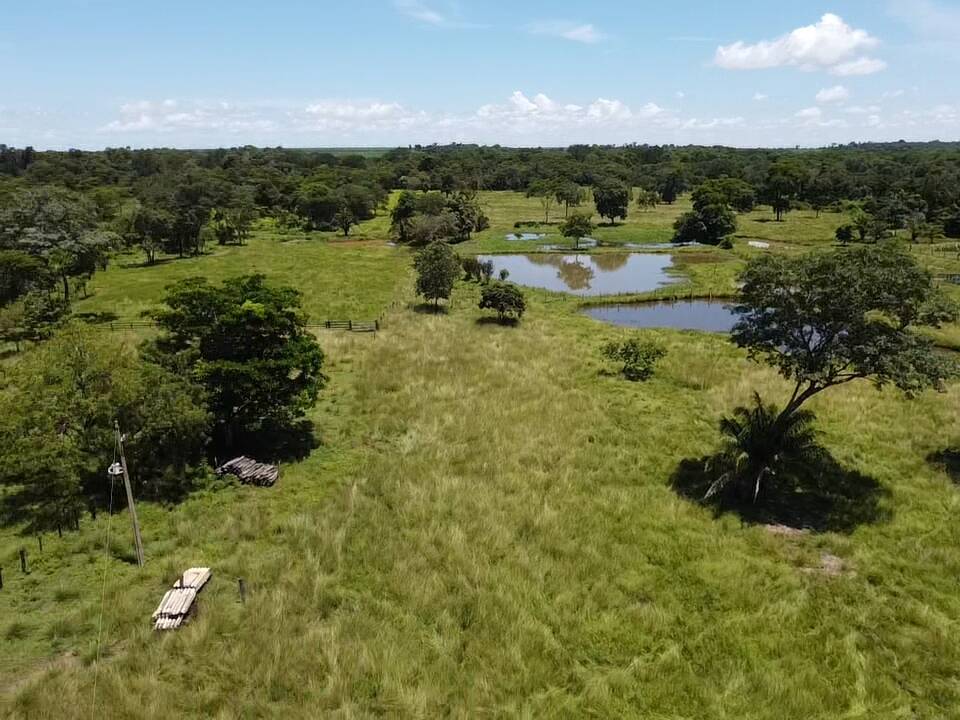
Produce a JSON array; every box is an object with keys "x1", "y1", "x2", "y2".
[{"x1": 112, "y1": 421, "x2": 145, "y2": 567}]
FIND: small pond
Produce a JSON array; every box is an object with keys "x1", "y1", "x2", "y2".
[
  {"x1": 583, "y1": 299, "x2": 738, "y2": 332},
  {"x1": 506, "y1": 232, "x2": 547, "y2": 241},
  {"x1": 624, "y1": 241, "x2": 701, "y2": 250},
  {"x1": 477, "y1": 253, "x2": 678, "y2": 296}
]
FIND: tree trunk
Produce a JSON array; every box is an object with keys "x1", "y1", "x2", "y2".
[{"x1": 61, "y1": 274, "x2": 70, "y2": 303}]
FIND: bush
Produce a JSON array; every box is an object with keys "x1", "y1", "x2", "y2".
[
  {"x1": 601, "y1": 337, "x2": 665, "y2": 381},
  {"x1": 462, "y1": 256, "x2": 493, "y2": 283},
  {"x1": 478, "y1": 282, "x2": 526, "y2": 322}
]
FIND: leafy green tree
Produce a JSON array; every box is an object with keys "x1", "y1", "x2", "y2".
[
  {"x1": 593, "y1": 181, "x2": 630, "y2": 224},
  {"x1": 763, "y1": 162, "x2": 803, "y2": 222},
  {"x1": 657, "y1": 169, "x2": 685, "y2": 204},
  {"x1": 555, "y1": 181, "x2": 585, "y2": 217},
  {"x1": 131, "y1": 204, "x2": 174, "y2": 264},
  {"x1": 414, "y1": 241, "x2": 460, "y2": 307},
  {"x1": 693, "y1": 179, "x2": 756, "y2": 213},
  {"x1": 0, "y1": 250, "x2": 46, "y2": 305},
  {"x1": 731, "y1": 245, "x2": 957, "y2": 435},
  {"x1": 334, "y1": 202, "x2": 356, "y2": 237},
  {"x1": 0, "y1": 187, "x2": 112, "y2": 302},
  {"x1": 147, "y1": 274, "x2": 326, "y2": 451},
  {"x1": 673, "y1": 202, "x2": 736, "y2": 245},
  {"x1": 527, "y1": 179, "x2": 558, "y2": 223},
  {"x1": 479, "y1": 282, "x2": 526, "y2": 322},
  {"x1": 462, "y1": 256, "x2": 494, "y2": 283},
  {"x1": 0, "y1": 325, "x2": 210, "y2": 531},
  {"x1": 390, "y1": 190, "x2": 419, "y2": 243},
  {"x1": 407, "y1": 212, "x2": 458, "y2": 246},
  {"x1": 636, "y1": 188, "x2": 660, "y2": 211},
  {"x1": 21, "y1": 290, "x2": 70, "y2": 339},
  {"x1": 602, "y1": 337, "x2": 666, "y2": 381},
  {"x1": 446, "y1": 191, "x2": 488, "y2": 241},
  {"x1": 295, "y1": 181, "x2": 339, "y2": 230},
  {"x1": 559, "y1": 212, "x2": 594, "y2": 249}
]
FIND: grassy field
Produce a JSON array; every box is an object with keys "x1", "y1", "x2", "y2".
[{"x1": 3, "y1": 194, "x2": 960, "y2": 718}]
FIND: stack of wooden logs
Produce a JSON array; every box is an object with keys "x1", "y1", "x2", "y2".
[
  {"x1": 152, "y1": 567, "x2": 212, "y2": 631},
  {"x1": 215, "y1": 456, "x2": 280, "y2": 487}
]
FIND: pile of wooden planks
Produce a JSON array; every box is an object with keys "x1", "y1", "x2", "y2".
[
  {"x1": 215, "y1": 456, "x2": 279, "y2": 487},
  {"x1": 152, "y1": 567, "x2": 212, "y2": 631}
]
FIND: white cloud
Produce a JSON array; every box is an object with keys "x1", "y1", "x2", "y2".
[
  {"x1": 393, "y1": 0, "x2": 446, "y2": 25},
  {"x1": 528, "y1": 21, "x2": 606, "y2": 44},
  {"x1": 882, "y1": 88, "x2": 905, "y2": 99},
  {"x1": 93, "y1": 92, "x2": 960, "y2": 149},
  {"x1": 816, "y1": 85, "x2": 849, "y2": 103},
  {"x1": 101, "y1": 100, "x2": 277, "y2": 133},
  {"x1": 753, "y1": 92, "x2": 768, "y2": 101},
  {"x1": 796, "y1": 107, "x2": 823, "y2": 119},
  {"x1": 830, "y1": 57, "x2": 887, "y2": 76},
  {"x1": 715, "y1": 13, "x2": 883, "y2": 74}
]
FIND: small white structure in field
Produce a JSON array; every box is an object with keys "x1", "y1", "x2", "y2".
[
  {"x1": 152, "y1": 567, "x2": 212, "y2": 630},
  {"x1": 748, "y1": 241, "x2": 770, "y2": 249}
]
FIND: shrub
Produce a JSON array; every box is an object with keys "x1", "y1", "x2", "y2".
[
  {"x1": 601, "y1": 337, "x2": 666, "y2": 381},
  {"x1": 478, "y1": 282, "x2": 526, "y2": 322}
]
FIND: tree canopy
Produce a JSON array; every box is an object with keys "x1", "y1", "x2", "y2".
[
  {"x1": 147, "y1": 274, "x2": 326, "y2": 450},
  {"x1": 731, "y1": 244, "x2": 958, "y2": 427},
  {"x1": 414, "y1": 241, "x2": 461, "y2": 306}
]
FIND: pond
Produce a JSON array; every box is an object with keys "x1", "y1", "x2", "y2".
[
  {"x1": 624, "y1": 241, "x2": 700, "y2": 250},
  {"x1": 506, "y1": 232, "x2": 546, "y2": 241},
  {"x1": 476, "y1": 253, "x2": 679, "y2": 296},
  {"x1": 583, "y1": 299, "x2": 738, "y2": 332}
]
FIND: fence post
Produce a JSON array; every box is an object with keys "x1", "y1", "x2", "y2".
[
  {"x1": 348, "y1": 320, "x2": 353, "y2": 331},
  {"x1": 19, "y1": 549, "x2": 27, "y2": 574},
  {"x1": 238, "y1": 578, "x2": 247, "y2": 604},
  {"x1": 0, "y1": 567, "x2": 3, "y2": 589}
]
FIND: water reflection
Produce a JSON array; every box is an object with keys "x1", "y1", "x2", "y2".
[
  {"x1": 584, "y1": 300, "x2": 738, "y2": 332},
  {"x1": 477, "y1": 253, "x2": 678, "y2": 296}
]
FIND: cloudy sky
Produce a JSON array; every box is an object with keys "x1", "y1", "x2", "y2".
[{"x1": 2, "y1": 0, "x2": 959, "y2": 149}]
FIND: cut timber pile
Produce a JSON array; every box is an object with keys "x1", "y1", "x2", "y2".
[
  {"x1": 215, "y1": 456, "x2": 279, "y2": 487},
  {"x1": 152, "y1": 567, "x2": 212, "y2": 631}
]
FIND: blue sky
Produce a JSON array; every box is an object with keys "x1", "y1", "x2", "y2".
[{"x1": 2, "y1": 0, "x2": 959, "y2": 149}]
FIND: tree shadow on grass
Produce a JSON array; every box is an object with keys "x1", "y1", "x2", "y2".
[
  {"x1": 74, "y1": 311, "x2": 119, "y2": 324},
  {"x1": 475, "y1": 316, "x2": 520, "y2": 327},
  {"x1": 670, "y1": 449, "x2": 891, "y2": 533},
  {"x1": 927, "y1": 449, "x2": 960, "y2": 484},
  {"x1": 118, "y1": 257, "x2": 179, "y2": 270},
  {"x1": 411, "y1": 302, "x2": 449, "y2": 315},
  {"x1": 222, "y1": 419, "x2": 320, "y2": 464}
]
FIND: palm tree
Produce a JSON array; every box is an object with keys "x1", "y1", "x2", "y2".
[{"x1": 705, "y1": 393, "x2": 823, "y2": 503}]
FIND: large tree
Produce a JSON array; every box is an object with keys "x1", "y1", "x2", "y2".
[
  {"x1": 0, "y1": 325, "x2": 210, "y2": 532},
  {"x1": 559, "y1": 212, "x2": 594, "y2": 250},
  {"x1": 147, "y1": 274, "x2": 326, "y2": 450},
  {"x1": 0, "y1": 187, "x2": 112, "y2": 302},
  {"x1": 414, "y1": 241, "x2": 460, "y2": 307},
  {"x1": 732, "y1": 244, "x2": 957, "y2": 432},
  {"x1": 593, "y1": 181, "x2": 630, "y2": 224}
]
